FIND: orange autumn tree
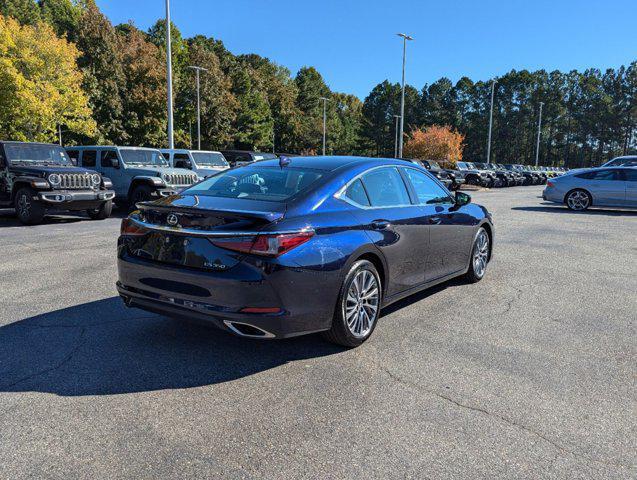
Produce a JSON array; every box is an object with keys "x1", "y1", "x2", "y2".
[{"x1": 403, "y1": 125, "x2": 465, "y2": 167}]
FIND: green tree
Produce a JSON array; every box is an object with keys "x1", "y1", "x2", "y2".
[
  {"x1": 74, "y1": 1, "x2": 125, "y2": 144},
  {"x1": 0, "y1": 0, "x2": 41, "y2": 24},
  {"x1": 0, "y1": 14, "x2": 95, "y2": 141}
]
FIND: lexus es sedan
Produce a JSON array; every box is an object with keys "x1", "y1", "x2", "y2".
[
  {"x1": 543, "y1": 166, "x2": 637, "y2": 211},
  {"x1": 117, "y1": 156, "x2": 494, "y2": 347}
]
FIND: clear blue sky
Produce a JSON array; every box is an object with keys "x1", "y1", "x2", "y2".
[{"x1": 96, "y1": 0, "x2": 636, "y2": 99}]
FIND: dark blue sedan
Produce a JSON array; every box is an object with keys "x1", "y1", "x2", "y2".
[{"x1": 117, "y1": 156, "x2": 494, "y2": 347}]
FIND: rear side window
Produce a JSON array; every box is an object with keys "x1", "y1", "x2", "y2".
[
  {"x1": 576, "y1": 170, "x2": 621, "y2": 181},
  {"x1": 360, "y1": 167, "x2": 411, "y2": 207},
  {"x1": 101, "y1": 150, "x2": 118, "y2": 167},
  {"x1": 82, "y1": 150, "x2": 97, "y2": 167},
  {"x1": 184, "y1": 166, "x2": 324, "y2": 202},
  {"x1": 344, "y1": 179, "x2": 370, "y2": 206},
  {"x1": 624, "y1": 169, "x2": 637, "y2": 182}
]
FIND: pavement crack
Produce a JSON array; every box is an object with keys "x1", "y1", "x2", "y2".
[
  {"x1": 375, "y1": 361, "x2": 631, "y2": 470},
  {"x1": 500, "y1": 284, "x2": 527, "y2": 315},
  {"x1": 2, "y1": 327, "x2": 86, "y2": 389}
]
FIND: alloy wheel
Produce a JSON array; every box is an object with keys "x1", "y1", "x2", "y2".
[
  {"x1": 473, "y1": 230, "x2": 489, "y2": 279},
  {"x1": 17, "y1": 193, "x2": 31, "y2": 219},
  {"x1": 567, "y1": 191, "x2": 590, "y2": 210},
  {"x1": 344, "y1": 269, "x2": 379, "y2": 338}
]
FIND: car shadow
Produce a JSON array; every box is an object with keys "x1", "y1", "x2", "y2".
[
  {"x1": 0, "y1": 297, "x2": 345, "y2": 397},
  {"x1": 512, "y1": 205, "x2": 637, "y2": 216},
  {"x1": 0, "y1": 207, "x2": 128, "y2": 227}
]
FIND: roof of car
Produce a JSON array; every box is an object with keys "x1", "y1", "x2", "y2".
[
  {"x1": 69, "y1": 146, "x2": 161, "y2": 151},
  {"x1": 251, "y1": 155, "x2": 413, "y2": 171}
]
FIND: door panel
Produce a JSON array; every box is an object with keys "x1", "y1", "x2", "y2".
[
  {"x1": 400, "y1": 167, "x2": 470, "y2": 280},
  {"x1": 345, "y1": 167, "x2": 430, "y2": 296},
  {"x1": 585, "y1": 170, "x2": 626, "y2": 206},
  {"x1": 624, "y1": 169, "x2": 637, "y2": 207}
]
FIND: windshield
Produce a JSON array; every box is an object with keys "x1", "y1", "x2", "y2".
[
  {"x1": 191, "y1": 152, "x2": 228, "y2": 167},
  {"x1": 456, "y1": 162, "x2": 469, "y2": 170},
  {"x1": 5, "y1": 144, "x2": 73, "y2": 166},
  {"x1": 184, "y1": 166, "x2": 324, "y2": 202},
  {"x1": 428, "y1": 160, "x2": 442, "y2": 169},
  {"x1": 120, "y1": 149, "x2": 168, "y2": 167}
]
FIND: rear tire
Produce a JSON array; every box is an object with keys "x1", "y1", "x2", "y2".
[
  {"x1": 565, "y1": 189, "x2": 591, "y2": 211},
  {"x1": 322, "y1": 260, "x2": 381, "y2": 348},
  {"x1": 465, "y1": 228, "x2": 490, "y2": 283},
  {"x1": 14, "y1": 187, "x2": 45, "y2": 225},
  {"x1": 87, "y1": 200, "x2": 113, "y2": 220}
]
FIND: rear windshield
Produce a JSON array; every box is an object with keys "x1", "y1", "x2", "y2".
[{"x1": 184, "y1": 166, "x2": 324, "y2": 202}]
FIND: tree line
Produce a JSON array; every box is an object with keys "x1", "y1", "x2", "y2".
[{"x1": 1, "y1": 0, "x2": 635, "y2": 167}]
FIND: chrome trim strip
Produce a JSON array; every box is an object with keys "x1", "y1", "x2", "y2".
[
  {"x1": 128, "y1": 216, "x2": 313, "y2": 237},
  {"x1": 223, "y1": 320, "x2": 276, "y2": 339}
]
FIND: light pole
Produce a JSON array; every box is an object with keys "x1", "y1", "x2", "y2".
[
  {"x1": 188, "y1": 65, "x2": 208, "y2": 150},
  {"x1": 535, "y1": 102, "x2": 544, "y2": 166},
  {"x1": 319, "y1": 96, "x2": 329, "y2": 155},
  {"x1": 393, "y1": 115, "x2": 401, "y2": 158},
  {"x1": 486, "y1": 79, "x2": 496, "y2": 164},
  {"x1": 397, "y1": 33, "x2": 413, "y2": 159},
  {"x1": 58, "y1": 124, "x2": 63, "y2": 146},
  {"x1": 165, "y1": 0, "x2": 174, "y2": 149}
]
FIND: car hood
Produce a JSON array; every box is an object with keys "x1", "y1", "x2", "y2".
[
  {"x1": 9, "y1": 165, "x2": 99, "y2": 177},
  {"x1": 125, "y1": 166, "x2": 195, "y2": 177}
]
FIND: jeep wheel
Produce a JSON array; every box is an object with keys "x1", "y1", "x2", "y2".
[
  {"x1": 87, "y1": 200, "x2": 113, "y2": 220},
  {"x1": 129, "y1": 185, "x2": 153, "y2": 209},
  {"x1": 14, "y1": 187, "x2": 45, "y2": 225}
]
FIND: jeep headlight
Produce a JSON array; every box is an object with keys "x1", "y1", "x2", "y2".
[
  {"x1": 91, "y1": 174, "x2": 101, "y2": 186},
  {"x1": 48, "y1": 174, "x2": 61, "y2": 186}
]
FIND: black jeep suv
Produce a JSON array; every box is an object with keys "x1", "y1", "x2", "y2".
[{"x1": 0, "y1": 141, "x2": 115, "y2": 225}]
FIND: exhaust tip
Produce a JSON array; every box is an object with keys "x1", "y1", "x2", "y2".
[{"x1": 223, "y1": 321, "x2": 275, "y2": 339}]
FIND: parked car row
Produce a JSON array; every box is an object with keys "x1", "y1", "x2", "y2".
[{"x1": 0, "y1": 140, "x2": 293, "y2": 225}]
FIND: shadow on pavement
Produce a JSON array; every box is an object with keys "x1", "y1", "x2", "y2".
[
  {"x1": 512, "y1": 205, "x2": 637, "y2": 216},
  {"x1": 0, "y1": 297, "x2": 345, "y2": 397},
  {"x1": 0, "y1": 207, "x2": 128, "y2": 228}
]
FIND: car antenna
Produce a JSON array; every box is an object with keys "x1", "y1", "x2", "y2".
[{"x1": 279, "y1": 155, "x2": 290, "y2": 169}]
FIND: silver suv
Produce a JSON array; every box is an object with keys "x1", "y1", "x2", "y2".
[{"x1": 67, "y1": 146, "x2": 199, "y2": 206}]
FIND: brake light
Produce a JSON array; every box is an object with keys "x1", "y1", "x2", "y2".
[
  {"x1": 239, "y1": 307, "x2": 282, "y2": 314},
  {"x1": 120, "y1": 218, "x2": 147, "y2": 236},
  {"x1": 547, "y1": 181, "x2": 554, "y2": 188},
  {"x1": 211, "y1": 231, "x2": 313, "y2": 257}
]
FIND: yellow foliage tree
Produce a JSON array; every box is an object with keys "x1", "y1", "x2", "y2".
[
  {"x1": 403, "y1": 125, "x2": 464, "y2": 166},
  {"x1": 0, "y1": 15, "x2": 95, "y2": 142}
]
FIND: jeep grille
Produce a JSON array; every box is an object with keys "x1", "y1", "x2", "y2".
[
  {"x1": 59, "y1": 173, "x2": 96, "y2": 190},
  {"x1": 164, "y1": 174, "x2": 197, "y2": 187}
]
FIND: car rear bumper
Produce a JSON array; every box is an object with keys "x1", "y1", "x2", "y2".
[{"x1": 116, "y1": 250, "x2": 336, "y2": 339}]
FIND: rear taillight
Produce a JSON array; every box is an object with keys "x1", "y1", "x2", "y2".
[
  {"x1": 120, "y1": 218, "x2": 147, "y2": 236},
  {"x1": 547, "y1": 181, "x2": 554, "y2": 188},
  {"x1": 211, "y1": 231, "x2": 313, "y2": 257}
]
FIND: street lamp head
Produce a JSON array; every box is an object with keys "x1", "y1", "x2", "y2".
[
  {"x1": 397, "y1": 33, "x2": 414, "y2": 41},
  {"x1": 188, "y1": 65, "x2": 209, "y2": 72}
]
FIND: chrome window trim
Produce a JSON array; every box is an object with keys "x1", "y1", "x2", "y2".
[
  {"x1": 334, "y1": 164, "x2": 452, "y2": 210},
  {"x1": 334, "y1": 165, "x2": 415, "y2": 210},
  {"x1": 128, "y1": 216, "x2": 313, "y2": 237}
]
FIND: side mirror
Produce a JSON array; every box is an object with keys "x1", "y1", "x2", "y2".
[
  {"x1": 455, "y1": 191, "x2": 471, "y2": 206},
  {"x1": 110, "y1": 158, "x2": 120, "y2": 169}
]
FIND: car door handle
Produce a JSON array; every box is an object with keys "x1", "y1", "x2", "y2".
[
  {"x1": 429, "y1": 217, "x2": 442, "y2": 225},
  {"x1": 371, "y1": 220, "x2": 391, "y2": 230}
]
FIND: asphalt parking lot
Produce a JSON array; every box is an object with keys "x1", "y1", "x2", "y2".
[{"x1": 0, "y1": 186, "x2": 635, "y2": 479}]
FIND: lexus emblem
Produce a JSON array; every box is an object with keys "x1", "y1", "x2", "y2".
[{"x1": 166, "y1": 213, "x2": 179, "y2": 227}]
